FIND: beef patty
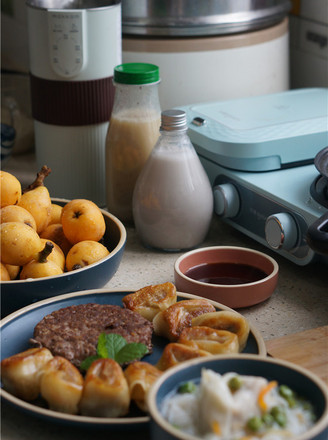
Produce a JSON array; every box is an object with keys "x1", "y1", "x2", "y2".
[{"x1": 30, "y1": 303, "x2": 153, "y2": 368}]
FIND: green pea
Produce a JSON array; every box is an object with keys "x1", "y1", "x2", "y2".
[
  {"x1": 286, "y1": 396, "x2": 297, "y2": 408},
  {"x1": 279, "y1": 384, "x2": 294, "y2": 399},
  {"x1": 228, "y1": 375, "x2": 243, "y2": 391},
  {"x1": 270, "y1": 406, "x2": 287, "y2": 427},
  {"x1": 172, "y1": 424, "x2": 182, "y2": 430},
  {"x1": 275, "y1": 411, "x2": 287, "y2": 427},
  {"x1": 262, "y1": 413, "x2": 274, "y2": 427},
  {"x1": 247, "y1": 416, "x2": 263, "y2": 432},
  {"x1": 301, "y1": 400, "x2": 313, "y2": 411},
  {"x1": 177, "y1": 381, "x2": 197, "y2": 394},
  {"x1": 279, "y1": 385, "x2": 302, "y2": 408}
]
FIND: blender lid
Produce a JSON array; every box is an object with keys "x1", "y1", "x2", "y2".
[{"x1": 180, "y1": 88, "x2": 328, "y2": 172}]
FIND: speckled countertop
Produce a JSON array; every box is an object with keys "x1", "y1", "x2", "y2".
[
  {"x1": 1, "y1": 156, "x2": 328, "y2": 440},
  {"x1": 110, "y1": 219, "x2": 328, "y2": 340}
]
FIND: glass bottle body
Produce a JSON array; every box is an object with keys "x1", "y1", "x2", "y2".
[
  {"x1": 133, "y1": 129, "x2": 214, "y2": 251},
  {"x1": 105, "y1": 82, "x2": 161, "y2": 223}
]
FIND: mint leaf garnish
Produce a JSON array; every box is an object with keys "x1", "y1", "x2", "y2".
[
  {"x1": 80, "y1": 333, "x2": 149, "y2": 371},
  {"x1": 115, "y1": 342, "x2": 149, "y2": 365},
  {"x1": 80, "y1": 355, "x2": 100, "y2": 371},
  {"x1": 97, "y1": 332, "x2": 127, "y2": 359}
]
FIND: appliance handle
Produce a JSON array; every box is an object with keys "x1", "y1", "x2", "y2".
[{"x1": 306, "y1": 212, "x2": 328, "y2": 255}]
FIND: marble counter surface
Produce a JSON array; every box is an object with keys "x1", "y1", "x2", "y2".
[
  {"x1": 2, "y1": 156, "x2": 328, "y2": 439},
  {"x1": 2, "y1": 215, "x2": 328, "y2": 440}
]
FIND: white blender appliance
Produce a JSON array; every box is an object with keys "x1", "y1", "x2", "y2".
[{"x1": 26, "y1": 0, "x2": 122, "y2": 206}]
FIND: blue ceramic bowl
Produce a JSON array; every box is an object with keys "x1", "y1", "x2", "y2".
[
  {"x1": 0, "y1": 199, "x2": 126, "y2": 317},
  {"x1": 148, "y1": 354, "x2": 328, "y2": 440}
]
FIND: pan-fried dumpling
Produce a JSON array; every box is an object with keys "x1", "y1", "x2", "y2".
[
  {"x1": 124, "y1": 361, "x2": 162, "y2": 412},
  {"x1": 153, "y1": 299, "x2": 216, "y2": 341},
  {"x1": 122, "y1": 282, "x2": 177, "y2": 321},
  {"x1": 178, "y1": 326, "x2": 239, "y2": 355},
  {"x1": 1, "y1": 347, "x2": 53, "y2": 401},
  {"x1": 40, "y1": 356, "x2": 84, "y2": 414},
  {"x1": 79, "y1": 358, "x2": 130, "y2": 417},
  {"x1": 191, "y1": 311, "x2": 250, "y2": 351},
  {"x1": 156, "y1": 343, "x2": 211, "y2": 371}
]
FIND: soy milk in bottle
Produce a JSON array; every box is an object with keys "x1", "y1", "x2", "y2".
[
  {"x1": 105, "y1": 63, "x2": 161, "y2": 223},
  {"x1": 133, "y1": 109, "x2": 213, "y2": 250}
]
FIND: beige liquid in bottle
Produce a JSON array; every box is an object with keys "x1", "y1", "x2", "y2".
[{"x1": 105, "y1": 108, "x2": 160, "y2": 223}]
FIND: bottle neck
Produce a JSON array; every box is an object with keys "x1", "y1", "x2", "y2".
[
  {"x1": 160, "y1": 128, "x2": 188, "y2": 137},
  {"x1": 112, "y1": 82, "x2": 161, "y2": 115},
  {"x1": 154, "y1": 127, "x2": 195, "y2": 153}
]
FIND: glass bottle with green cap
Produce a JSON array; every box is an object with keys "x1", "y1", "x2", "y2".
[
  {"x1": 105, "y1": 63, "x2": 161, "y2": 224},
  {"x1": 133, "y1": 109, "x2": 213, "y2": 251}
]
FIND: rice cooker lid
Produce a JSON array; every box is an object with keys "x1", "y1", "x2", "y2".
[{"x1": 122, "y1": 0, "x2": 291, "y2": 37}]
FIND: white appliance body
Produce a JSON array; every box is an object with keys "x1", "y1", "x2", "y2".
[
  {"x1": 123, "y1": 18, "x2": 289, "y2": 110},
  {"x1": 27, "y1": 1, "x2": 122, "y2": 206}
]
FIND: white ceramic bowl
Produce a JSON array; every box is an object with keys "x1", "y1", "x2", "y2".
[{"x1": 174, "y1": 246, "x2": 279, "y2": 309}]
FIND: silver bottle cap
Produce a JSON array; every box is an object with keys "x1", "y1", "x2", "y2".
[{"x1": 160, "y1": 109, "x2": 187, "y2": 131}]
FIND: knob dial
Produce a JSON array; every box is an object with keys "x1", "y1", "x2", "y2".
[
  {"x1": 265, "y1": 213, "x2": 298, "y2": 250},
  {"x1": 213, "y1": 183, "x2": 240, "y2": 218}
]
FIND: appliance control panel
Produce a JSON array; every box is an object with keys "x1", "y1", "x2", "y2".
[
  {"x1": 213, "y1": 175, "x2": 315, "y2": 265},
  {"x1": 48, "y1": 10, "x2": 86, "y2": 77}
]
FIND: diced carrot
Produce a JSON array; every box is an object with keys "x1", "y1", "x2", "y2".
[
  {"x1": 258, "y1": 380, "x2": 278, "y2": 411},
  {"x1": 212, "y1": 420, "x2": 221, "y2": 435}
]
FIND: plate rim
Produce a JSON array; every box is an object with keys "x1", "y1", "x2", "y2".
[{"x1": 0, "y1": 288, "x2": 267, "y2": 428}]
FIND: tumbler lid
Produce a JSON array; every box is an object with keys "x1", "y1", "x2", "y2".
[{"x1": 114, "y1": 63, "x2": 160, "y2": 84}]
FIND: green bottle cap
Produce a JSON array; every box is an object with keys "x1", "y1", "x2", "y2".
[{"x1": 114, "y1": 63, "x2": 160, "y2": 85}]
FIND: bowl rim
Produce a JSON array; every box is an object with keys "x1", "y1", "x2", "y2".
[
  {"x1": 0, "y1": 198, "x2": 127, "y2": 285},
  {"x1": 174, "y1": 246, "x2": 279, "y2": 289},
  {"x1": 148, "y1": 353, "x2": 328, "y2": 440}
]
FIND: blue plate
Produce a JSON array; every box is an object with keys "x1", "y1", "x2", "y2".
[{"x1": 0, "y1": 289, "x2": 266, "y2": 429}]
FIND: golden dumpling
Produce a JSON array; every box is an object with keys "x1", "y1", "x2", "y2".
[
  {"x1": 40, "y1": 356, "x2": 84, "y2": 414},
  {"x1": 178, "y1": 326, "x2": 239, "y2": 355},
  {"x1": 79, "y1": 358, "x2": 130, "y2": 418},
  {"x1": 124, "y1": 361, "x2": 162, "y2": 412},
  {"x1": 153, "y1": 299, "x2": 216, "y2": 341},
  {"x1": 191, "y1": 310, "x2": 250, "y2": 351},
  {"x1": 156, "y1": 342, "x2": 211, "y2": 371},
  {"x1": 122, "y1": 282, "x2": 177, "y2": 321},
  {"x1": 1, "y1": 347, "x2": 53, "y2": 401}
]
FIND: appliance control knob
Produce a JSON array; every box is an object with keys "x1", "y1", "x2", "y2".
[
  {"x1": 213, "y1": 183, "x2": 240, "y2": 218},
  {"x1": 265, "y1": 213, "x2": 298, "y2": 250}
]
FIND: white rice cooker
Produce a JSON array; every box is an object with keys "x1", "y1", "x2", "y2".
[
  {"x1": 122, "y1": 0, "x2": 291, "y2": 110},
  {"x1": 26, "y1": 0, "x2": 122, "y2": 206}
]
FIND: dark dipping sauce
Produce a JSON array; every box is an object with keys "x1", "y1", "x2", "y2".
[{"x1": 184, "y1": 262, "x2": 268, "y2": 285}]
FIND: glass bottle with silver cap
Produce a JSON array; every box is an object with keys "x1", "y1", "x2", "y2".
[{"x1": 133, "y1": 109, "x2": 214, "y2": 251}]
